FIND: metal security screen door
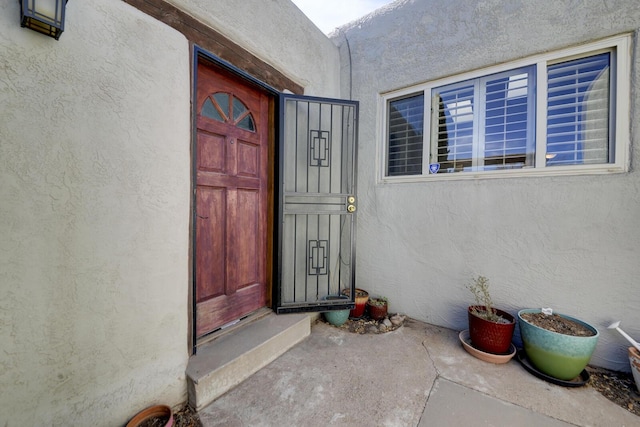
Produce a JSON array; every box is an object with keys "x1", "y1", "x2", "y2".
[{"x1": 276, "y1": 94, "x2": 358, "y2": 313}]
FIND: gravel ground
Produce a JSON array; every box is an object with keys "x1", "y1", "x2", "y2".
[
  {"x1": 587, "y1": 366, "x2": 640, "y2": 417},
  {"x1": 173, "y1": 405, "x2": 203, "y2": 427}
]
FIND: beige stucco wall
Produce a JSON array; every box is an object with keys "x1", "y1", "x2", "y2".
[
  {"x1": 335, "y1": 0, "x2": 640, "y2": 372},
  {"x1": 0, "y1": 1, "x2": 191, "y2": 425}
]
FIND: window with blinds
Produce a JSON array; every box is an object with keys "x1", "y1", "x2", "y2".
[
  {"x1": 381, "y1": 34, "x2": 629, "y2": 180},
  {"x1": 484, "y1": 71, "x2": 534, "y2": 170},
  {"x1": 432, "y1": 67, "x2": 535, "y2": 173},
  {"x1": 434, "y1": 84, "x2": 474, "y2": 172},
  {"x1": 387, "y1": 94, "x2": 424, "y2": 176},
  {"x1": 546, "y1": 53, "x2": 610, "y2": 166}
]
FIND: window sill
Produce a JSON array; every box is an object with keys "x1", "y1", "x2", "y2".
[{"x1": 378, "y1": 164, "x2": 628, "y2": 184}]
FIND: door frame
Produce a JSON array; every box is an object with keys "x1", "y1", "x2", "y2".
[
  {"x1": 191, "y1": 47, "x2": 281, "y2": 353},
  {"x1": 189, "y1": 48, "x2": 358, "y2": 352}
]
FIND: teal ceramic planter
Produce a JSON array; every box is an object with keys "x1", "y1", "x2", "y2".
[
  {"x1": 321, "y1": 295, "x2": 350, "y2": 327},
  {"x1": 518, "y1": 309, "x2": 599, "y2": 380}
]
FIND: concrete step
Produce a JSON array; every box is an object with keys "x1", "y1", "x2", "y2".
[{"x1": 186, "y1": 312, "x2": 311, "y2": 411}]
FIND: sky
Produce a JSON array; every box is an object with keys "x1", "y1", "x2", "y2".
[{"x1": 291, "y1": 0, "x2": 395, "y2": 34}]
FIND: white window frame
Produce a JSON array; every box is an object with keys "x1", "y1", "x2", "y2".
[{"x1": 378, "y1": 34, "x2": 631, "y2": 183}]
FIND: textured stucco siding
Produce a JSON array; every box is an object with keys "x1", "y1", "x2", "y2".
[
  {"x1": 334, "y1": 0, "x2": 640, "y2": 371},
  {"x1": 0, "y1": 1, "x2": 191, "y2": 426}
]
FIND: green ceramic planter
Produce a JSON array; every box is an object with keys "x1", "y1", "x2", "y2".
[
  {"x1": 321, "y1": 295, "x2": 350, "y2": 326},
  {"x1": 518, "y1": 309, "x2": 599, "y2": 380}
]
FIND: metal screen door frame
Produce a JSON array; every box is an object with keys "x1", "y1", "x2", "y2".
[{"x1": 275, "y1": 94, "x2": 358, "y2": 314}]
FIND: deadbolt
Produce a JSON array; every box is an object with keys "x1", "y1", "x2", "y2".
[
  {"x1": 347, "y1": 204, "x2": 356, "y2": 213},
  {"x1": 348, "y1": 196, "x2": 356, "y2": 204}
]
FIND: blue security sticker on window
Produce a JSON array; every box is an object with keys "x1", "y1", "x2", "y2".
[{"x1": 429, "y1": 163, "x2": 440, "y2": 174}]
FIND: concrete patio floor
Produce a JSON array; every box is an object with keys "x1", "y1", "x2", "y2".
[{"x1": 198, "y1": 318, "x2": 638, "y2": 426}]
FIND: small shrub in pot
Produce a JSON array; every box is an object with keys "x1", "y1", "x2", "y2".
[
  {"x1": 367, "y1": 296, "x2": 388, "y2": 320},
  {"x1": 466, "y1": 276, "x2": 515, "y2": 354}
]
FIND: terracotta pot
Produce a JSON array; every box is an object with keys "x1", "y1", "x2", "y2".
[
  {"x1": 459, "y1": 330, "x2": 516, "y2": 364},
  {"x1": 367, "y1": 300, "x2": 388, "y2": 320},
  {"x1": 468, "y1": 306, "x2": 515, "y2": 354},
  {"x1": 628, "y1": 347, "x2": 640, "y2": 392},
  {"x1": 341, "y1": 288, "x2": 369, "y2": 318},
  {"x1": 517, "y1": 309, "x2": 599, "y2": 380},
  {"x1": 126, "y1": 404, "x2": 174, "y2": 427}
]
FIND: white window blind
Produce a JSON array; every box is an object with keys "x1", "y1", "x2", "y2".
[
  {"x1": 483, "y1": 71, "x2": 534, "y2": 170},
  {"x1": 434, "y1": 84, "x2": 475, "y2": 172},
  {"x1": 387, "y1": 94, "x2": 424, "y2": 176},
  {"x1": 432, "y1": 67, "x2": 534, "y2": 173},
  {"x1": 546, "y1": 53, "x2": 611, "y2": 166}
]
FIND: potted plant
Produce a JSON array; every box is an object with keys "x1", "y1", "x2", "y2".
[
  {"x1": 466, "y1": 276, "x2": 516, "y2": 354},
  {"x1": 628, "y1": 347, "x2": 640, "y2": 392},
  {"x1": 341, "y1": 288, "x2": 369, "y2": 318},
  {"x1": 320, "y1": 295, "x2": 351, "y2": 327},
  {"x1": 518, "y1": 308, "x2": 599, "y2": 380},
  {"x1": 126, "y1": 404, "x2": 173, "y2": 427},
  {"x1": 608, "y1": 321, "x2": 640, "y2": 391},
  {"x1": 367, "y1": 296, "x2": 388, "y2": 320}
]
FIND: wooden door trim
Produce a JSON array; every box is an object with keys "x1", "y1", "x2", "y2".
[{"x1": 123, "y1": 0, "x2": 303, "y2": 95}]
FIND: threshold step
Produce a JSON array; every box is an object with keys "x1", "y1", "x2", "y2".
[{"x1": 186, "y1": 312, "x2": 310, "y2": 411}]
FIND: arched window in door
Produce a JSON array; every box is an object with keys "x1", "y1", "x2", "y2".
[{"x1": 201, "y1": 92, "x2": 256, "y2": 132}]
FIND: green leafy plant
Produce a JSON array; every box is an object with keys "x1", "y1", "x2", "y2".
[
  {"x1": 368, "y1": 296, "x2": 388, "y2": 307},
  {"x1": 466, "y1": 276, "x2": 501, "y2": 322}
]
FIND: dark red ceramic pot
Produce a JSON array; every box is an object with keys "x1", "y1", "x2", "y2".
[
  {"x1": 468, "y1": 306, "x2": 515, "y2": 354},
  {"x1": 367, "y1": 301, "x2": 388, "y2": 320}
]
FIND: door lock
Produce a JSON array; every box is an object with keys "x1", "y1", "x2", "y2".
[{"x1": 347, "y1": 195, "x2": 356, "y2": 213}]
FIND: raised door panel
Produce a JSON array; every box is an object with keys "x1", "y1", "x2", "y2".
[
  {"x1": 236, "y1": 138, "x2": 259, "y2": 178},
  {"x1": 234, "y1": 188, "x2": 261, "y2": 288},
  {"x1": 197, "y1": 130, "x2": 226, "y2": 173},
  {"x1": 195, "y1": 186, "x2": 226, "y2": 302}
]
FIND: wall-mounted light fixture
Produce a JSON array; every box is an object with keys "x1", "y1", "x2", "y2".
[{"x1": 20, "y1": 0, "x2": 68, "y2": 40}]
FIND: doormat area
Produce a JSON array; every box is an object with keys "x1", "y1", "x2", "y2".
[{"x1": 320, "y1": 313, "x2": 406, "y2": 334}]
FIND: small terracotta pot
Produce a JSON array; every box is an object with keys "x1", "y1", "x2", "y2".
[
  {"x1": 341, "y1": 288, "x2": 369, "y2": 318},
  {"x1": 367, "y1": 300, "x2": 388, "y2": 320},
  {"x1": 126, "y1": 404, "x2": 174, "y2": 427},
  {"x1": 628, "y1": 347, "x2": 640, "y2": 392}
]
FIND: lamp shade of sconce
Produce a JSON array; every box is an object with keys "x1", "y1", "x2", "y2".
[{"x1": 20, "y1": 0, "x2": 68, "y2": 40}]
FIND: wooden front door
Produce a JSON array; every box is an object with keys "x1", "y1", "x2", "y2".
[{"x1": 195, "y1": 61, "x2": 269, "y2": 338}]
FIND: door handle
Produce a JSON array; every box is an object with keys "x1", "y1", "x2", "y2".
[{"x1": 347, "y1": 195, "x2": 356, "y2": 213}]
